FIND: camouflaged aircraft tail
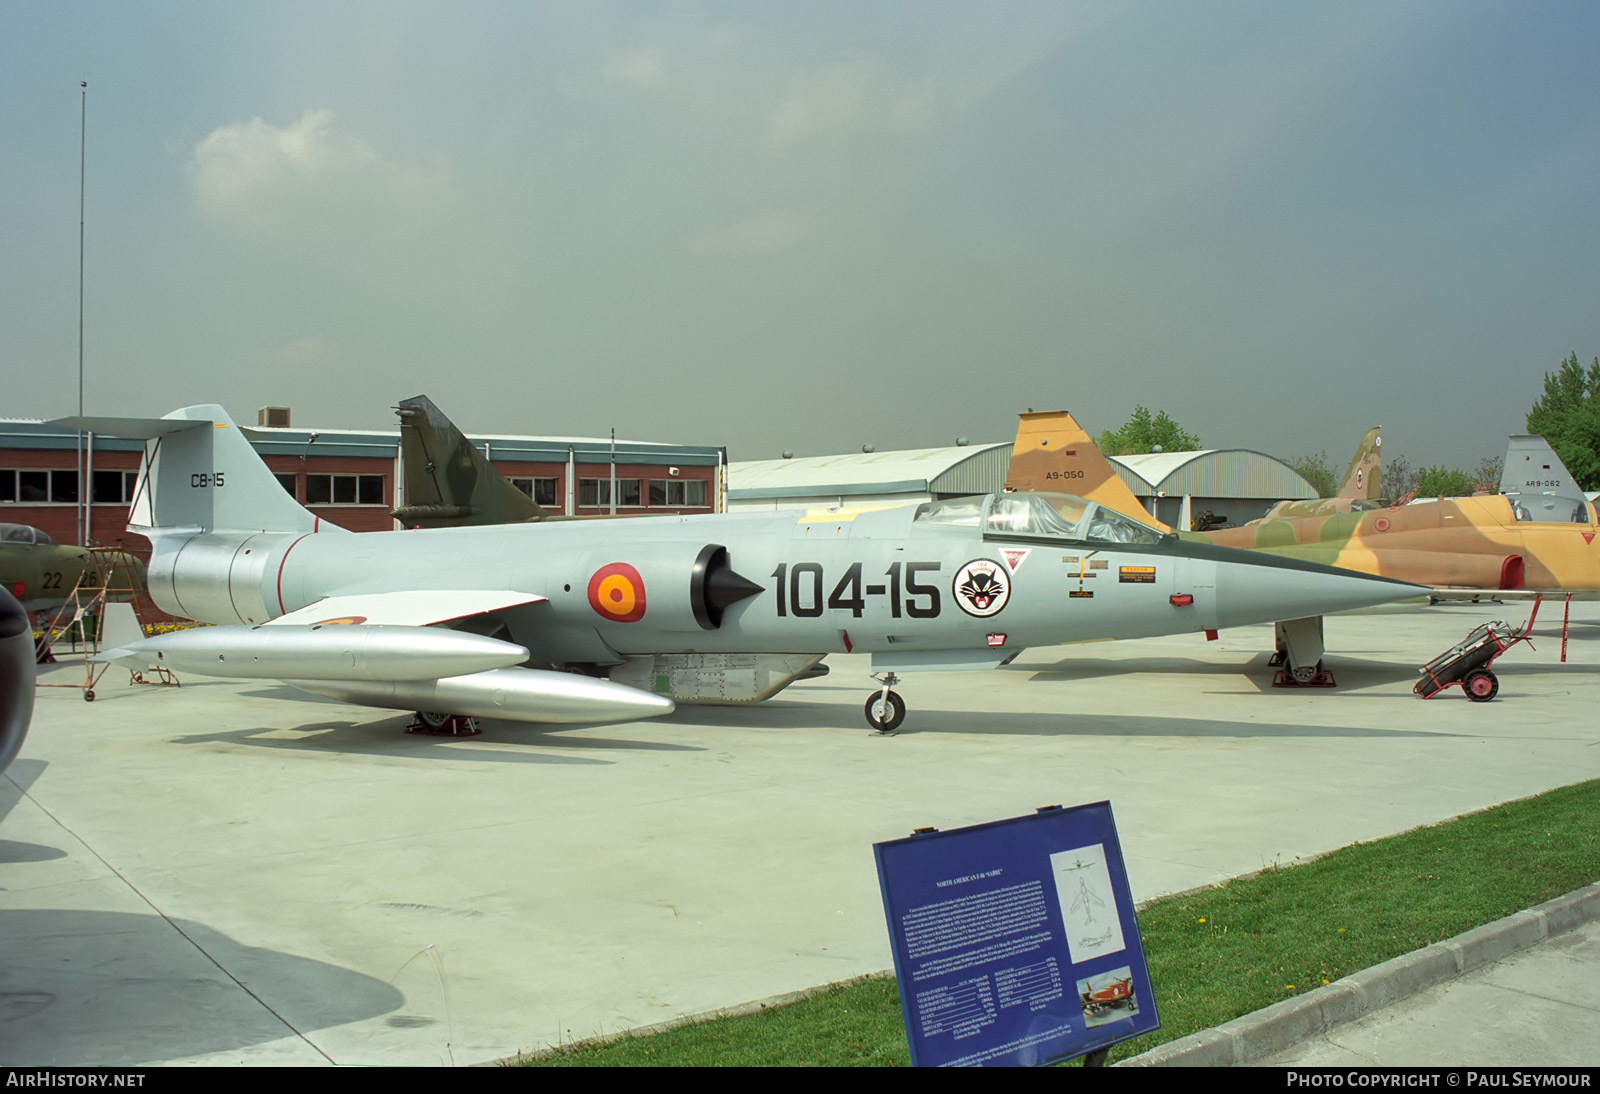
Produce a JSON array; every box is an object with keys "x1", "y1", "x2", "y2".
[
  {"x1": 1335, "y1": 426, "x2": 1382, "y2": 500},
  {"x1": 1003, "y1": 411, "x2": 1172, "y2": 532},
  {"x1": 392, "y1": 395, "x2": 548, "y2": 529}
]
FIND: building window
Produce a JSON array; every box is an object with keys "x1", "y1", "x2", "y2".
[
  {"x1": 274, "y1": 473, "x2": 298, "y2": 499},
  {"x1": 305, "y1": 474, "x2": 385, "y2": 505},
  {"x1": 649, "y1": 479, "x2": 708, "y2": 507},
  {"x1": 92, "y1": 470, "x2": 140, "y2": 504},
  {"x1": 509, "y1": 477, "x2": 558, "y2": 506},
  {"x1": 1, "y1": 469, "x2": 79, "y2": 503},
  {"x1": 579, "y1": 478, "x2": 641, "y2": 507}
]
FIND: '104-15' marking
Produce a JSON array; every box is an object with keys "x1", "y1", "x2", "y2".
[{"x1": 771, "y1": 561, "x2": 940, "y2": 619}]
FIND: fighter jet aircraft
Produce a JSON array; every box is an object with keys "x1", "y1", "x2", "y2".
[
  {"x1": 62, "y1": 405, "x2": 1419, "y2": 732},
  {"x1": 1251, "y1": 426, "x2": 1383, "y2": 523},
  {"x1": 1004, "y1": 411, "x2": 1600, "y2": 676},
  {"x1": 0, "y1": 522, "x2": 145, "y2": 613}
]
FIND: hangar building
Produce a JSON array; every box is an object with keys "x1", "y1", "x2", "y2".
[
  {"x1": 729, "y1": 444, "x2": 1316, "y2": 529},
  {"x1": 727, "y1": 444, "x2": 1012, "y2": 511},
  {"x1": 1110, "y1": 449, "x2": 1317, "y2": 528}
]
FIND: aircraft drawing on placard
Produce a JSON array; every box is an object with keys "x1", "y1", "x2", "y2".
[{"x1": 60, "y1": 405, "x2": 1420, "y2": 733}]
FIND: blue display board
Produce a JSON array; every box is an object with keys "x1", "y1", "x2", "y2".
[{"x1": 874, "y1": 802, "x2": 1158, "y2": 1067}]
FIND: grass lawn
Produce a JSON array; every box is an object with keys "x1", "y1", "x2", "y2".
[{"x1": 521, "y1": 778, "x2": 1600, "y2": 1066}]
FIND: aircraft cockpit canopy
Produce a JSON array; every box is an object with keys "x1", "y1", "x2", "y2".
[
  {"x1": 0, "y1": 524, "x2": 54, "y2": 546},
  {"x1": 915, "y1": 493, "x2": 1166, "y2": 545}
]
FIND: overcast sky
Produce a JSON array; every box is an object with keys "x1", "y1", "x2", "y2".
[{"x1": 4, "y1": 1, "x2": 1597, "y2": 471}]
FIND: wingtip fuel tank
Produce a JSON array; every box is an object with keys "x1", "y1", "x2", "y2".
[{"x1": 98, "y1": 624, "x2": 532, "y2": 682}]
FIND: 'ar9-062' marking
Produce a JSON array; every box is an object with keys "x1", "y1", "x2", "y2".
[{"x1": 771, "y1": 561, "x2": 941, "y2": 619}]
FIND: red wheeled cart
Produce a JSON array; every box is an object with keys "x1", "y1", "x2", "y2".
[{"x1": 1414, "y1": 596, "x2": 1541, "y2": 702}]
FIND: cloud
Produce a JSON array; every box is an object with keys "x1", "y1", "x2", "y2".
[
  {"x1": 766, "y1": 54, "x2": 936, "y2": 149},
  {"x1": 603, "y1": 45, "x2": 668, "y2": 91},
  {"x1": 188, "y1": 109, "x2": 449, "y2": 243},
  {"x1": 687, "y1": 211, "x2": 804, "y2": 255}
]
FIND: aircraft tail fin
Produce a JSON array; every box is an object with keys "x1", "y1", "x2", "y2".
[
  {"x1": 52, "y1": 405, "x2": 329, "y2": 537},
  {"x1": 1335, "y1": 426, "x2": 1382, "y2": 499},
  {"x1": 1501, "y1": 435, "x2": 1590, "y2": 522},
  {"x1": 1003, "y1": 410, "x2": 1172, "y2": 532},
  {"x1": 392, "y1": 395, "x2": 548, "y2": 528}
]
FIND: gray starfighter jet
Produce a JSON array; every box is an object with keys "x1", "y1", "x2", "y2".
[{"x1": 65, "y1": 405, "x2": 1423, "y2": 731}]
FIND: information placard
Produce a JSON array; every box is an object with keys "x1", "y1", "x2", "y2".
[{"x1": 874, "y1": 802, "x2": 1158, "y2": 1067}]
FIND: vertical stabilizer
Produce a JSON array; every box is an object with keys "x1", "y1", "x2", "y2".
[
  {"x1": 1501, "y1": 435, "x2": 1590, "y2": 523},
  {"x1": 53, "y1": 405, "x2": 329, "y2": 537},
  {"x1": 1335, "y1": 426, "x2": 1382, "y2": 500},
  {"x1": 393, "y1": 395, "x2": 548, "y2": 528},
  {"x1": 1003, "y1": 411, "x2": 1172, "y2": 532}
]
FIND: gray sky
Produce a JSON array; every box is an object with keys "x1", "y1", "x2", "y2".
[{"x1": 4, "y1": 1, "x2": 1597, "y2": 471}]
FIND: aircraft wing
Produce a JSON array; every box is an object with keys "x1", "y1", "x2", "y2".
[
  {"x1": 1427, "y1": 588, "x2": 1600, "y2": 603},
  {"x1": 261, "y1": 589, "x2": 546, "y2": 627}
]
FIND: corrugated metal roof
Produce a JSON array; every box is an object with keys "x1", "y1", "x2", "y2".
[
  {"x1": 1111, "y1": 449, "x2": 1315, "y2": 499},
  {"x1": 729, "y1": 443, "x2": 1011, "y2": 499}
]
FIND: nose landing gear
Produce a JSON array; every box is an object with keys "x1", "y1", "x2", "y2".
[{"x1": 865, "y1": 672, "x2": 905, "y2": 734}]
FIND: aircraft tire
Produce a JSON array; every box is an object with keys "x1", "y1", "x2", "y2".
[
  {"x1": 1464, "y1": 670, "x2": 1498, "y2": 703},
  {"x1": 865, "y1": 690, "x2": 905, "y2": 733},
  {"x1": 417, "y1": 710, "x2": 452, "y2": 729},
  {"x1": 1289, "y1": 661, "x2": 1321, "y2": 684}
]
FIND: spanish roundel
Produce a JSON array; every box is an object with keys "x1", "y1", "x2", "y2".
[{"x1": 587, "y1": 563, "x2": 647, "y2": 623}]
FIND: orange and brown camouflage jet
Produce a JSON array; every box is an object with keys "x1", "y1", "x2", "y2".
[{"x1": 1004, "y1": 411, "x2": 1600, "y2": 595}]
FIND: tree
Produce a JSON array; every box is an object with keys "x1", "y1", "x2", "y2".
[
  {"x1": 1525, "y1": 352, "x2": 1600, "y2": 490},
  {"x1": 1096, "y1": 407, "x2": 1201, "y2": 457},
  {"x1": 1286, "y1": 451, "x2": 1336, "y2": 498},
  {"x1": 1415, "y1": 466, "x2": 1479, "y2": 498},
  {"x1": 1381, "y1": 454, "x2": 1420, "y2": 501}
]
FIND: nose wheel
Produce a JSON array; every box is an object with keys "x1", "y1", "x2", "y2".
[{"x1": 865, "y1": 673, "x2": 905, "y2": 734}]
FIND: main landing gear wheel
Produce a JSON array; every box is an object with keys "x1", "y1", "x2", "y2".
[
  {"x1": 408, "y1": 710, "x2": 482, "y2": 736},
  {"x1": 1289, "y1": 661, "x2": 1321, "y2": 684},
  {"x1": 1464, "y1": 669, "x2": 1499, "y2": 702},
  {"x1": 865, "y1": 690, "x2": 905, "y2": 734}
]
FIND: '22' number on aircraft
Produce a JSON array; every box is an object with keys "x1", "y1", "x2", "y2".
[{"x1": 771, "y1": 561, "x2": 940, "y2": 619}]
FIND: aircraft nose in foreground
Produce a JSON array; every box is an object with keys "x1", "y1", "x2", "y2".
[{"x1": 1206, "y1": 545, "x2": 1424, "y2": 629}]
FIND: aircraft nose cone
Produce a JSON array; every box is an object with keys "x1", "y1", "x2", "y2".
[{"x1": 1212, "y1": 556, "x2": 1421, "y2": 628}]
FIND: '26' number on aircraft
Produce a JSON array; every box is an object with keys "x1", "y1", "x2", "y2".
[{"x1": 770, "y1": 561, "x2": 940, "y2": 619}]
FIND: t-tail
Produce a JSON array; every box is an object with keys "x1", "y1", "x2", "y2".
[
  {"x1": 1002, "y1": 410, "x2": 1172, "y2": 532},
  {"x1": 52, "y1": 405, "x2": 343, "y2": 622}
]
